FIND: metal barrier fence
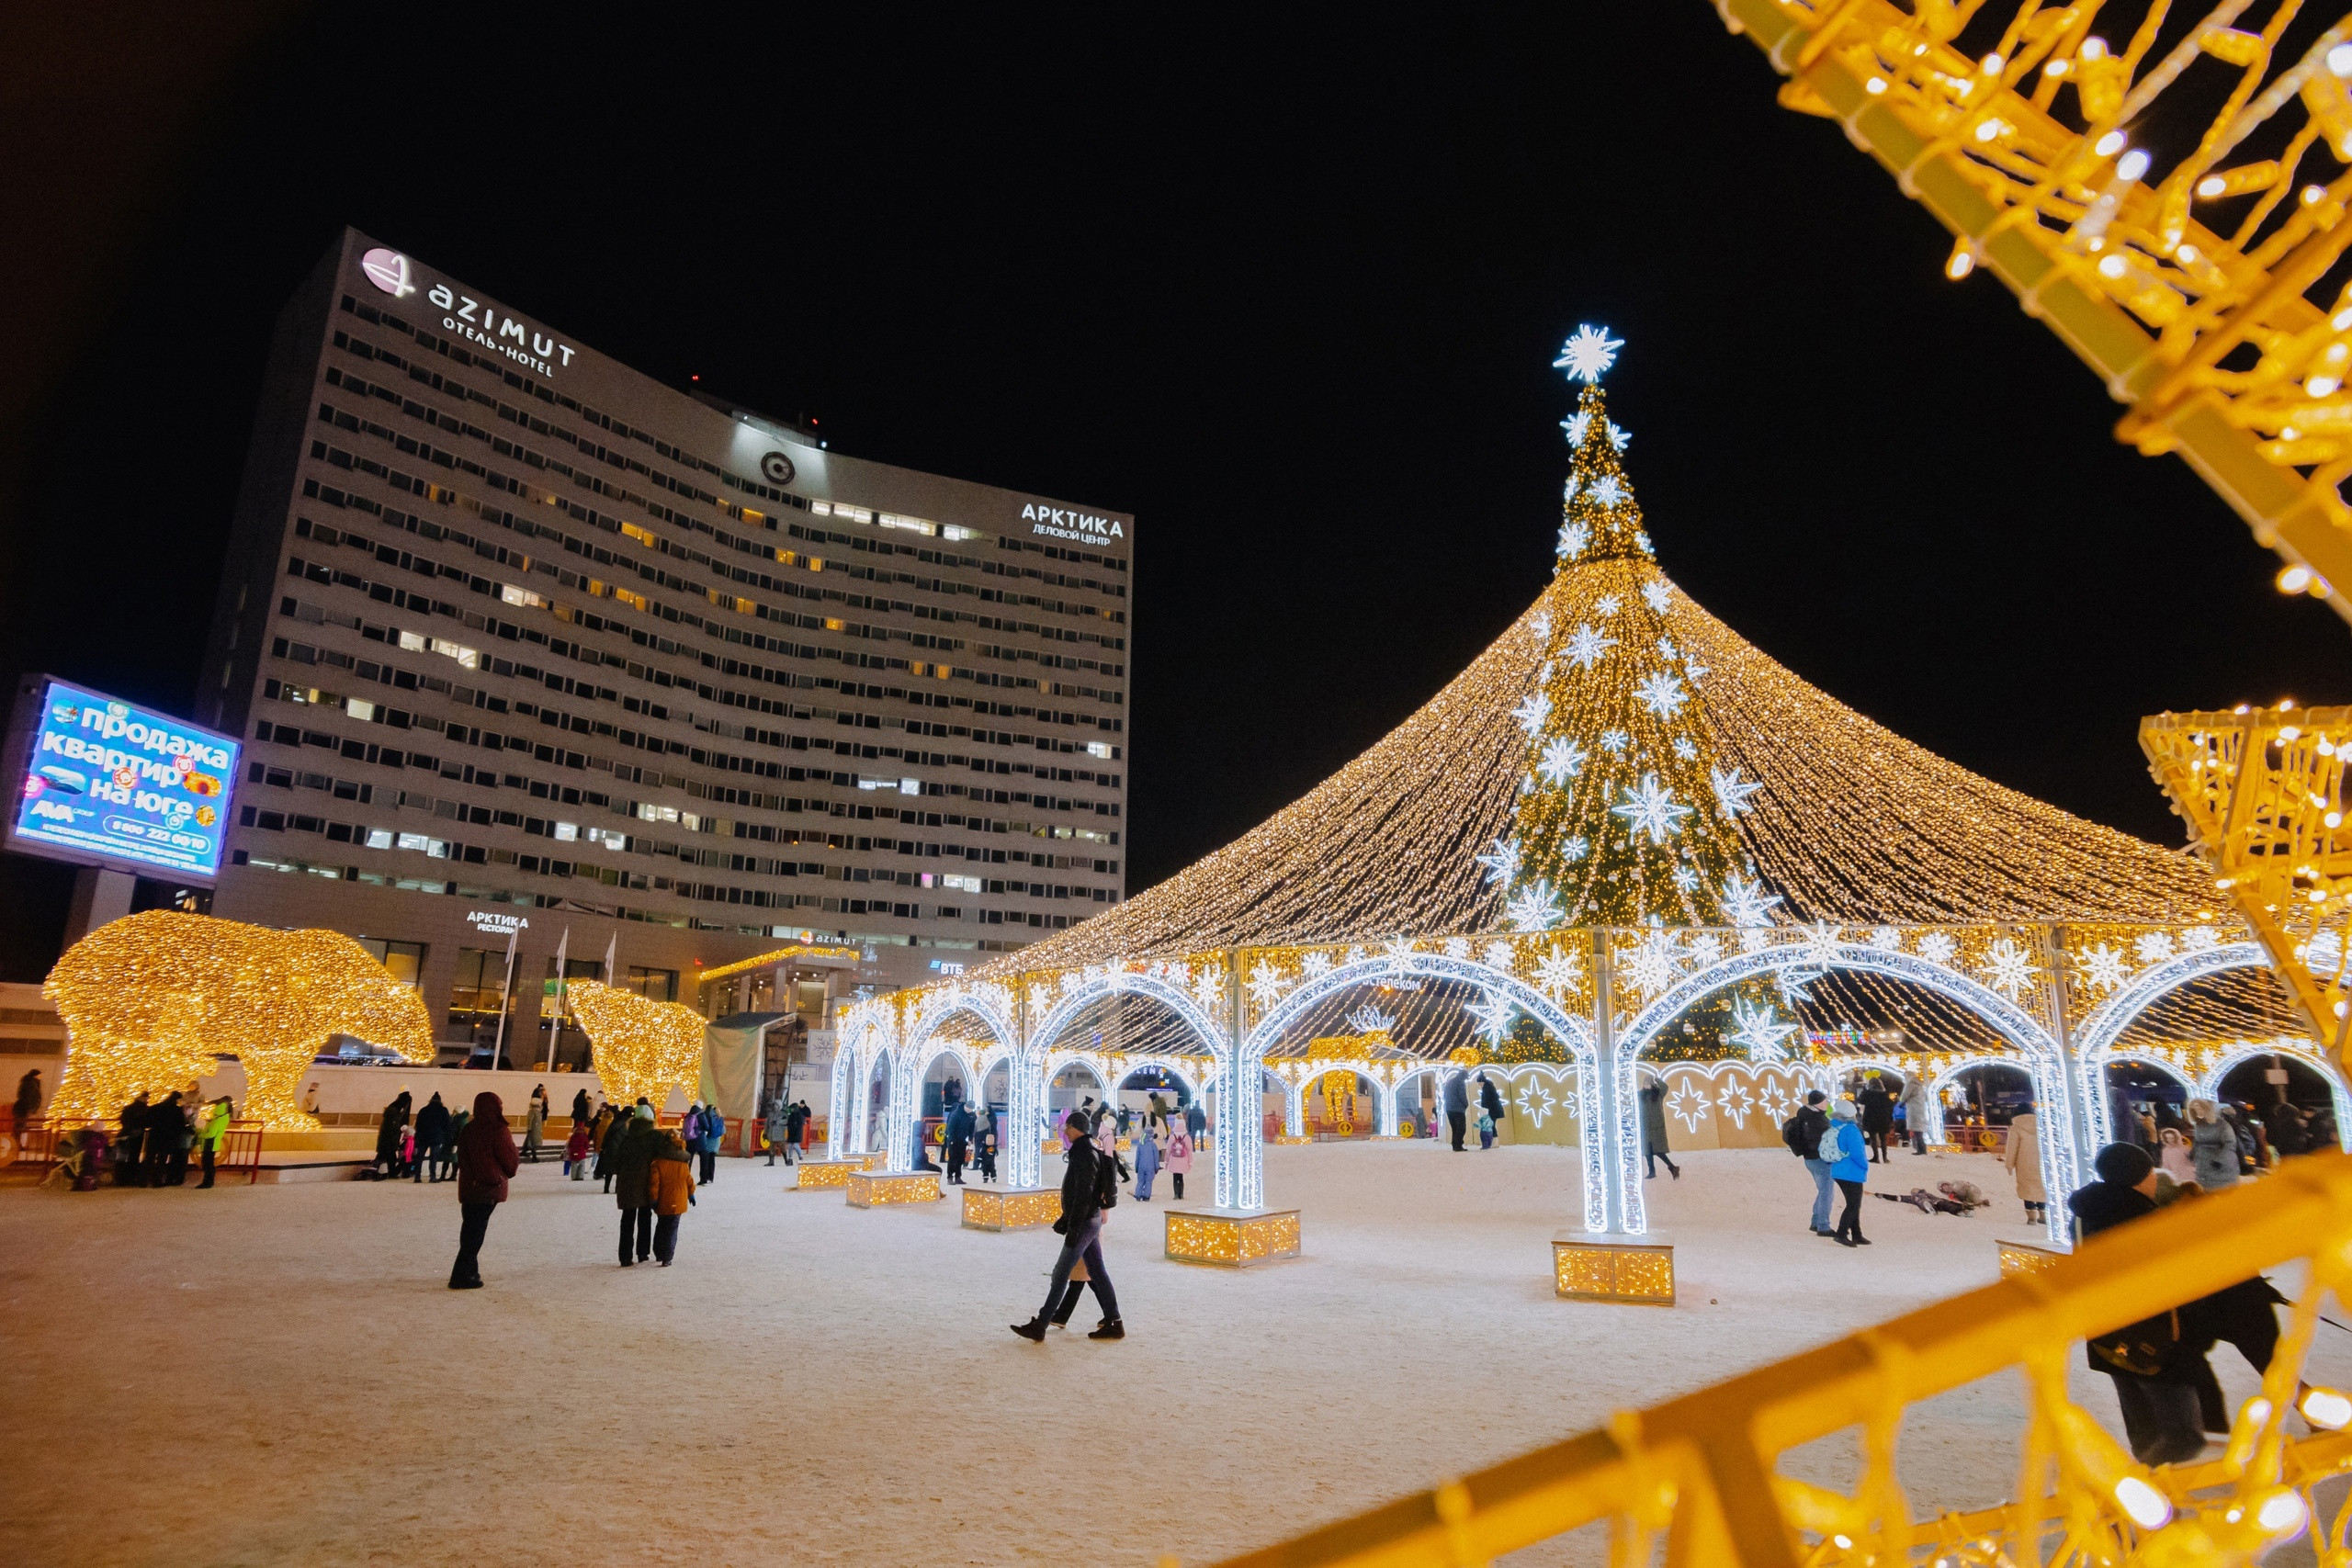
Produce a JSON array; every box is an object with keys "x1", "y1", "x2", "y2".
[
  {"x1": 1204, "y1": 1152, "x2": 2352, "y2": 1566},
  {"x1": 7, "y1": 1116, "x2": 265, "y2": 1186}
]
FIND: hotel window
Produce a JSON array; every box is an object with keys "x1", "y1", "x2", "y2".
[
  {"x1": 356, "y1": 938, "x2": 426, "y2": 987},
  {"x1": 623, "y1": 966, "x2": 677, "y2": 1004}
]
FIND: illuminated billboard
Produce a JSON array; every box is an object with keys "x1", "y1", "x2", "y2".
[{"x1": 2, "y1": 677, "x2": 241, "y2": 884}]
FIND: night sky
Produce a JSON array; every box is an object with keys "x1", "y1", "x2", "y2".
[{"x1": 4, "y1": 6, "x2": 2348, "y2": 980}]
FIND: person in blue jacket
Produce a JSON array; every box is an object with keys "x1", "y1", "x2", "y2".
[{"x1": 1826, "y1": 1099, "x2": 1871, "y2": 1247}]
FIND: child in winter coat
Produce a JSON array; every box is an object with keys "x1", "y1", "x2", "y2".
[
  {"x1": 1476, "y1": 1109, "x2": 1496, "y2": 1150},
  {"x1": 563, "y1": 1121, "x2": 593, "y2": 1179},
  {"x1": 649, "y1": 1129, "x2": 695, "y2": 1266},
  {"x1": 1165, "y1": 1128, "x2": 1192, "y2": 1201}
]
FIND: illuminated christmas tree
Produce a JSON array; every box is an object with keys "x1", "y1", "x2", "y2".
[{"x1": 1485, "y1": 328, "x2": 1766, "y2": 932}]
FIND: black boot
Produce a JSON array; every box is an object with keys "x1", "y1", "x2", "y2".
[
  {"x1": 1088, "y1": 1320, "x2": 1125, "y2": 1340},
  {"x1": 1010, "y1": 1318, "x2": 1047, "y2": 1342}
]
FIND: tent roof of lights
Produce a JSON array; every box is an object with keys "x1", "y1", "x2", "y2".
[{"x1": 957, "y1": 331, "x2": 2291, "y2": 1065}]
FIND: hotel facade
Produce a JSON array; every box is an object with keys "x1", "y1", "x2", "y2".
[{"x1": 195, "y1": 228, "x2": 1133, "y2": 1063}]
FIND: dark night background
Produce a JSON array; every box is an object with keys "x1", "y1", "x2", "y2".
[{"x1": 3, "y1": 5, "x2": 2347, "y2": 981}]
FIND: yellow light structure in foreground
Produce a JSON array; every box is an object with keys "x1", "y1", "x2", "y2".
[
  {"x1": 45, "y1": 911, "x2": 432, "y2": 1128},
  {"x1": 1202, "y1": 1155, "x2": 2352, "y2": 1566},
  {"x1": 845, "y1": 1169, "x2": 940, "y2": 1207},
  {"x1": 1165, "y1": 1207, "x2": 1301, "y2": 1268},
  {"x1": 1551, "y1": 1231, "x2": 1675, "y2": 1306},
  {"x1": 2143, "y1": 704, "x2": 2352, "y2": 1065},
  {"x1": 960, "y1": 1186, "x2": 1060, "y2": 1231},
  {"x1": 563, "y1": 980, "x2": 705, "y2": 1109},
  {"x1": 1713, "y1": 0, "x2": 2352, "y2": 625},
  {"x1": 790, "y1": 1159, "x2": 860, "y2": 1190}
]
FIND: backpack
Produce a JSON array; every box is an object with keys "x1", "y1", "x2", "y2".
[
  {"x1": 1781, "y1": 1111, "x2": 1811, "y2": 1158},
  {"x1": 1094, "y1": 1145, "x2": 1120, "y2": 1212},
  {"x1": 1817, "y1": 1122, "x2": 1848, "y2": 1163}
]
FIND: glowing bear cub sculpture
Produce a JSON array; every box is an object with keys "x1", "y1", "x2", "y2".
[{"x1": 563, "y1": 979, "x2": 707, "y2": 1110}]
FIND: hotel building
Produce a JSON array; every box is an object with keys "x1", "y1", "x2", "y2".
[{"x1": 194, "y1": 227, "x2": 1133, "y2": 1063}]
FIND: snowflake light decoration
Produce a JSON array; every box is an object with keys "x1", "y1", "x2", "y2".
[
  {"x1": 1620, "y1": 931, "x2": 1686, "y2": 992},
  {"x1": 1562, "y1": 475, "x2": 1580, "y2": 502},
  {"x1": 1554, "y1": 324, "x2": 1623, "y2": 383},
  {"x1": 1344, "y1": 945, "x2": 1367, "y2": 966},
  {"x1": 2075, "y1": 942, "x2": 2131, "y2": 994},
  {"x1": 1728, "y1": 997, "x2": 1798, "y2": 1063},
  {"x1": 1557, "y1": 520, "x2": 1589, "y2": 558},
  {"x1": 1442, "y1": 937, "x2": 1470, "y2": 959},
  {"x1": 1673, "y1": 865, "x2": 1700, "y2": 891},
  {"x1": 1666, "y1": 1079, "x2": 1709, "y2": 1134},
  {"x1": 1591, "y1": 476, "x2": 1625, "y2": 506},
  {"x1": 1476, "y1": 836, "x2": 1522, "y2": 889},
  {"x1": 1562, "y1": 412, "x2": 1591, "y2": 446},
  {"x1": 1642, "y1": 581, "x2": 1671, "y2": 614},
  {"x1": 1978, "y1": 938, "x2": 2039, "y2": 999},
  {"x1": 1721, "y1": 874, "x2": 1781, "y2": 929},
  {"x1": 1463, "y1": 990, "x2": 1514, "y2": 1043},
  {"x1": 1512, "y1": 691, "x2": 1552, "y2": 738},
  {"x1": 1506, "y1": 879, "x2": 1565, "y2": 932},
  {"x1": 1611, "y1": 773, "x2": 1693, "y2": 844},
  {"x1": 1916, "y1": 931, "x2": 1959, "y2": 965},
  {"x1": 1564, "y1": 624, "x2": 1617, "y2": 670},
  {"x1": 1685, "y1": 931, "x2": 1724, "y2": 966},
  {"x1": 2182, "y1": 927, "x2": 2220, "y2": 952},
  {"x1": 1634, "y1": 672, "x2": 1688, "y2": 719},
  {"x1": 2133, "y1": 931, "x2": 2177, "y2": 964},
  {"x1": 1711, "y1": 766, "x2": 1763, "y2": 819},
  {"x1": 1533, "y1": 943, "x2": 1585, "y2": 1000},
  {"x1": 1246, "y1": 959, "x2": 1292, "y2": 1008},
  {"x1": 1596, "y1": 594, "x2": 1621, "y2": 615},
  {"x1": 1868, "y1": 926, "x2": 1901, "y2": 952},
  {"x1": 1672, "y1": 738, "x2": 1697, "y2": 761},
  {"x1": 1800, "y1": 921, "x2": 1844, "y2": 966},
  {"x1": 1538, "y1": 736, "x2": 1589, "y2": 786},
  {"x1": 1385, "y1": 935, "x2": 1418, "y2": 978},
  {"x1": 1600, "y1": 728, "x2": 1630, "y2": 755},
  {"x1": 1562, "y1": 834, "x2": 1590, "y2": 863},
  {"x1": 1483, "y1": 940, "x2": 1516, "y2": 972},
  {"x1": 1611, "y1": 423, "x2": 1632, "y2": 453},
  {"x1": 1301, "y1": 950, "x2": 1333, "y2": 980},
  {"x1": 1776, "y1": 966, "x2": 1821, "y2": 1007},
  {"x1": 1192, "y1": 964, "x2": 1227, "y2": 1015}
]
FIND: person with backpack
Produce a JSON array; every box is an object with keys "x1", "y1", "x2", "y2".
[
  {"x1": 696, "y1": 1103, "x2": 724, "y2": 1185},
  {"x1": 1781, "y1": 1089, "x2": 1835, "y2": 1235},
  {"x1": 1165, "y1": 1124, "x2": 1191, "y2": 1201},
  {"x1": 1011, "y1": 1111, "x2": 1123, "y2": 1343},
  {"x1": 612, "y1": 1107, "x2": 661, "y2": 1266},
  {"x1": 1825, "y1": 1099, "x2": 1871, "y2": 1247}
]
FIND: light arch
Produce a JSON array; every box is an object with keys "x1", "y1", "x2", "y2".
[
  {"x1": 1246, "y1": 953, "x2": 1603, "y2": 1227},
  {"x1": 2199, "y1": 1041, "x2": 2352, "y2": 1153},
  {"x1": 828, "y1": 1010, "x2": 892, "y2": 1161},
  {"x1": 1611, "y1": 942, "x2": 2070, "y2": 1235},
  {"x1": 1026, "y1": 972, "x2": 1227, "y2": 1061}
]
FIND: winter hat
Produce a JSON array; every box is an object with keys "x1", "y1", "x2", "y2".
[
  {"x1": 634, "y1": 1105, "x2": 655, "y2": 1122},
  {"x1": 2094, "y1": 1142, "x2": 2155, "y2": 1186},
  {"x1": 1832, "y1": 1099, "x2": 1858, "y2": 1120}
]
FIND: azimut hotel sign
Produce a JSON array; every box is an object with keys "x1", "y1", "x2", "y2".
[{"x1": 360, "y1": 244, "x2": 577, "y2": 378}]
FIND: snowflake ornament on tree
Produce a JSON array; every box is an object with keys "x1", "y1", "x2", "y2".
[
  {"x1": 1538, "y1": 737, "x2": 1589, "y2": 786},
  {"x1": 1506, "y1": 879, "x2": 1566, "y2": 932},
  {"x1": 1634, "y1": 672, "x2": 1688, "y2": 720},
  {"x1": 1642, "y1": 581, "x2": 1671, "y2": 614},
  {"x1": 1476, "y1": 837, "x2": 1522, "y2": 889},
  {"x1": 1554, "y1": 323, "x2": 1624, "y2": 383},
  {"x1": 1611, "y1": 773, "x2": 1693, "y2": 843}
]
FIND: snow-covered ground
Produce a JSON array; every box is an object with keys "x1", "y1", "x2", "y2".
[{"x1": 2, "y1": 1142, "x2": 2342, "y2": 1565}]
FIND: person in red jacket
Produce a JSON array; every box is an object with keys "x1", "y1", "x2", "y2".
[{"x1": 451, "y1": 1090, "x2": 520, "y2": 1291}]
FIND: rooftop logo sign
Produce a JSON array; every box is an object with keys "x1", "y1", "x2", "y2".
[
  {"x1": 1021, "y1": 503, "x2": 1125, "y2": 543},
  {"x1": 356, "y1": 244, "x2": 576, "y2": 378},
  {"x1": 360, "y1": 247, "x2": 415, "y2": 299}
]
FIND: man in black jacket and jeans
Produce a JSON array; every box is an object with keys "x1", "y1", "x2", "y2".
[
  {"x1": 1012, "y1": 1111, "x2": 1123, "y2": 1342},
  {"x1": 1445, "y1": 1072, "x2": 1469, "y2": 1152}
]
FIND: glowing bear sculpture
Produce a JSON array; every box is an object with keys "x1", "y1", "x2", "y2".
[
  {"x1": 44, "y1": 911, "x2": 434, "y2": 1128},
  {"x1": 564, "y1": 979, "x2": 707, "y2": 1109}
]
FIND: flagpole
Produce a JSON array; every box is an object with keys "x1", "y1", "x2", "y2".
[
  {"x1": 548, "y1": 927, "x2": 571, "y2": 1072},
  {"x1": 492, "y1": 927, "x2": 518, "y2": 1070}
]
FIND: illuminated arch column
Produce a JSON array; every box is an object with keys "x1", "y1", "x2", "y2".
[
  {"x1": 1006, "y1": 1050, "x2": 1046, "y2": 1189},
  {"x1": 1282, "y1": 1068, "x2": 1307, "y2": 1138},
  {"x1": 1370, "y1": 1067, "x2": 1399, "y2": 1137}
]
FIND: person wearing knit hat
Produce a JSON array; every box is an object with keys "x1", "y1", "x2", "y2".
[
  {"x1": 2068, "y1": 1141, "x2": 2206, "y2": 1466},
  {"x1": 1825, "y1": 1099, "x2": 1871, "y2": 1247}
]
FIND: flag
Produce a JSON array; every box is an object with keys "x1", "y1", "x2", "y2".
[{"x1": 602, "y1": 931, "x2": 617, "y2": 986}]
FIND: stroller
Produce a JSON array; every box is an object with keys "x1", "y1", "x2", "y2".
[{"x1": 41, "y1": 1125, "x2": 107, "y2": 1191}]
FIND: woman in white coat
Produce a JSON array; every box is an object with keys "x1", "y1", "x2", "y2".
[{"x1": 2001, "y1": 1110, "x2": 2045, "y2": 1224}]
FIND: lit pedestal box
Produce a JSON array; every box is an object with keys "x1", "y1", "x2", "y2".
[
  {"x1": 961, "y1": 1186, "x2": 1060, "y2": 1231},
  {"x1": 1165, "y1": 1207, "x2": 1301, "y2": 1268},
  {"x1": 791, "y1": 1159, "x2": 860, "y2": 1190},
  {"x1": 1996, "y1": 1235, "x2": 2065, "y2": 1278},
  {"x1": 846, "y1": 1169, "x2": 941, "y2": 1208},
  {"x1": 1552, "y1": 1231, "x2": 1675, "y2": 1306},
  {"x1": 1272, "y1": 1134, "x2": 1314, "y2": 1146},
  {"x1": 861, "y1": 1151, "x2": 887, "y2": 1170}
]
